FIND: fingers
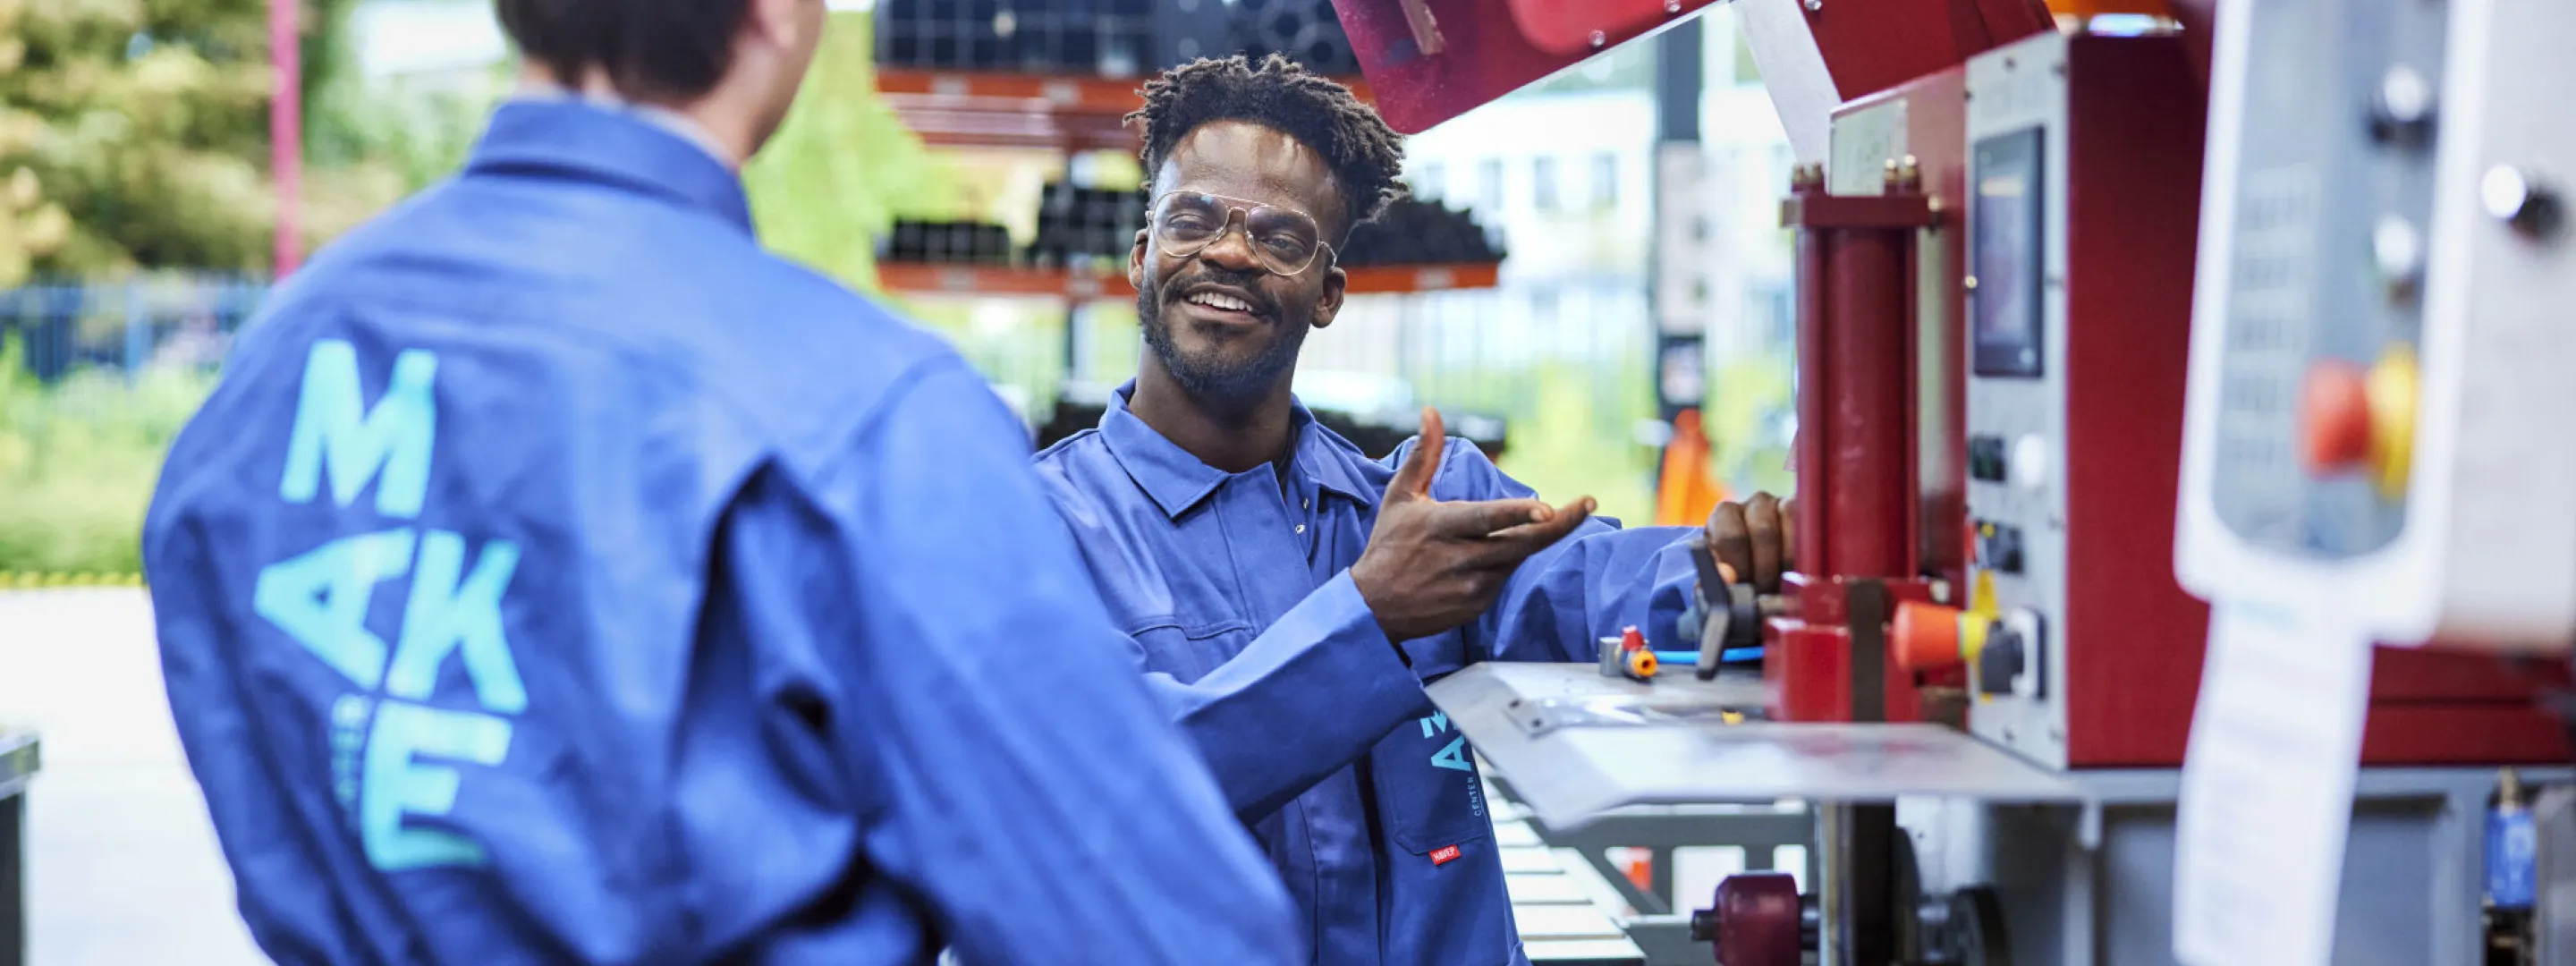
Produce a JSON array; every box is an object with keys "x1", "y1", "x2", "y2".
[
  {"x1": 1384, "y1": 407, "x2": 1446, "y2": 503},
  {"x1": 1746, "y1": 492, "x2": 1784, "y2": 592},
  {"x1": 1429, "y1": 496, "x2": 1555, "y2": 538},
  {"x1": 1779, "y1": 496, "x2": 1798, "y2": 574},
  {"x1": 1707, "y1": 500, "x2": 1752, "y2": 588},
  {"x1": 1477, "y1": 497, "x2": 1596, "y2": 563}
]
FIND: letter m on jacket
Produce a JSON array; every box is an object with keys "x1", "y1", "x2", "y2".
[{"x1": 280, "y1": 339, "x2": 438, "y2": 520}]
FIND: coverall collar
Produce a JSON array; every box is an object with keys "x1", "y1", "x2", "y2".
[
  {"x1": 464, "y1": 98, "x2": 753, "y2": 235},
  {"x1": 1100, "y1": 380, "x2": 1382, "y2": 519}
]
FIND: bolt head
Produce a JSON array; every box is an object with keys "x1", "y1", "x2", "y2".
[
  {"x1": 1803, "y1": 0, "x2": 1822, "y2": 10},
  {"x1": 1589, "y1": 29, "x2": 1606, "y2": 47},
  {"x1": 2485, "y1": 165, "x2": 2564, "y2": 239}
]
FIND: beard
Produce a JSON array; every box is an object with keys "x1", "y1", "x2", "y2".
[{"x1": 1138, "y1": 266, "x2": 1309, "y2": 404}]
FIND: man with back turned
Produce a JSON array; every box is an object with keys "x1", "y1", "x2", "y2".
[{"x1": 140, "y1": 2, "x2": 1301, "y2": 962}]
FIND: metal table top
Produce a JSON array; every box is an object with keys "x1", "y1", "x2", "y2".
[{"x1": 1428, "y1": 663, "x2": 2085, "y2": 830}]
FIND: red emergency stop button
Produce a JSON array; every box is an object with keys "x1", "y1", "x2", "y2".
[
  {"x1": 2301, "y1": 360, "x2": 2373, "y2": 475},
  {"x1": 1894, "y1": 601, "x2": 1966, "y2": 672},
  {"x1": 2299, "y1": 347, "x2": 2419, "y2": 497}
]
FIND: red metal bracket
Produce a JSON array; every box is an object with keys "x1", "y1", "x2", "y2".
[{"x1": 1781, "y1": 192, "x2": 1937, "y2": 231}]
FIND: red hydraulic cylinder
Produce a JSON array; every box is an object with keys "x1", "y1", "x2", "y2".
[
  {"x1": 1804, "y1": 222, "x2": 1912, "y2": 580},
  {"x1": 1767, "y1": 182, "x2": 1936, "y2": 724}
]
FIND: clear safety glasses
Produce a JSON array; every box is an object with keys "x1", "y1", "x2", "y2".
[{"x1": 1148, "y1": 191, "x2": 1336, "y2": 276}]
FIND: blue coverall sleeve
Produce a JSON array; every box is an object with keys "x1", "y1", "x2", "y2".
[
  {"x1": 1381, "y1": 436, "x2": 1703, "y2": 669},
  {"x1": 751, "y1": 359, "x2": 1300, "y2": 966},
  {"x1": 1118, "y1": 573, "x2": 1434, "y2": 822}
]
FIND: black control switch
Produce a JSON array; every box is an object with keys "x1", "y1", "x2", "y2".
[
  {"x1": 1970, "y1": 435, "x2": 2009, "y2": 482},
  {"x1": 1977, "y1": 623, "x2": 2022, "y2": 697},
  {"x1": 1975, "y1": 521, "x2": 2025, "y2": 574}
]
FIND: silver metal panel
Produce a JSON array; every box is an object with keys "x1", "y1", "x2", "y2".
[
  {"x1": 1963, "y1": 30, "x2": 2075, "y2": 769},
  {"x1": 1429, "y1": 664, "x2": 2083, "y2": 829},
  {"x1": 1828, "y1": 97, "x2": 1906, "y2": 197}
]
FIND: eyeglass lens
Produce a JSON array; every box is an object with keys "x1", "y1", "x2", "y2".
[{"x1": 1152, "y1": 192, "x2": 1325, "y2": 274}]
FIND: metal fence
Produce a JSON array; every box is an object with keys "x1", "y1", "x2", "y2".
[{"x1": 0, "y1": 276, "x2": 271, "y2": 384}]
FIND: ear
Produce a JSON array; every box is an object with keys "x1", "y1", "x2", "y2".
[
  {"x1": 1312, "y1": 263, "x2": 1348, "y2": 330},
  {"x1": 1128, "y1": 228, "x2": 1149, "y2": 292}
]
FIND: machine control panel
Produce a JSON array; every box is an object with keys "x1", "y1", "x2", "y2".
[
  {"x1": 2178, "y1": 0, "x2": 2576, "y2": 649},
  {"x1": 2197, "y1": 0, "x2": 2445, "y2": 559},
  {"x1": 1962, "y1": 27, "x2": 2210, "y2": 769},
  {"x1": 1962, "y1": 30, "x2": 2073, "y2": 767}
]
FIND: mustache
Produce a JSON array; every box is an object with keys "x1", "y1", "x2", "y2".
[{"x1": 1162, "y1": 267, "x2": 1278, "y2": 318}]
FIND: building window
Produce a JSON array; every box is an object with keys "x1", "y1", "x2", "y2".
[
  {"x1": 1479, "y1": 158, "x2": 1504, "y2": 212},
  {"x1": 1591, "y1": 153, "x2": 1618, "y2": 209},
  {"x1": 1532, "y1": 157, "x2": 1559, "y2": 212}
]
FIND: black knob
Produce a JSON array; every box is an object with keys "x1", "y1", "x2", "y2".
[{"x1": 1977, "y1": 623, "x2": 2022, "y2": 697}]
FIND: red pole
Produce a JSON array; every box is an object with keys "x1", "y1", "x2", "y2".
[{"x1": 270, "y1": 0, "x2": 302, "y2": 276}]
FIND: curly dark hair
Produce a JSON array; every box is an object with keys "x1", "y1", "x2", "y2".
[{"x1": 1126, "y1": 54, "x2": 1409, "y2": 241}]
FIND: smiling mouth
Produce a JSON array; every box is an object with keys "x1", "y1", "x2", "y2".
[{"x1": 1183, "y1": 290, "x2": 1260, "y2": 315}]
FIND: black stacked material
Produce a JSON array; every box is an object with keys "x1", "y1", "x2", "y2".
[
  {"x1": 1228, "y1": 0, "x2": 1360, "y2": 75},
  {"x1": 882, "y1": 219, "x2": 1020, "y2": 266},
  {"x1": 1338, "y1": 199, "x2": 1506, "y2": 267},
  {"x1": 1030, "y1": 182, "x2": 1147, "y2": 270},
  {"x1": 878, "y1": 0, "x2": 1154, "y2": 74}
]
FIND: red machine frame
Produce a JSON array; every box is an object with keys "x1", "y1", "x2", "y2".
[{"x1": 1325, "y1": 0, "x2": 2571, "y2": 767}]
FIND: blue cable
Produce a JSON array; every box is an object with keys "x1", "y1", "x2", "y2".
[{"x1": 1653, "y1": 647, "x2": 1766, "y2": 665}]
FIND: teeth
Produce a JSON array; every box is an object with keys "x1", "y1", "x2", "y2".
[{"x1": 1189, "y1": 292, "x2": 1252, "y2": 312}]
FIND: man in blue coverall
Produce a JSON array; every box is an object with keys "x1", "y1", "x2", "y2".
[
  {"x1": 1031, "y1": 55, "x2": 1795, "y2": 965},
  {"x1": 140, "y1": 3, "x2": 1303, "y2": 963}
]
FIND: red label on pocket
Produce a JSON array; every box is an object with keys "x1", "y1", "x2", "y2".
[{"x1": 1430, "y1": 845, "x2": 1462, "y2": 866}]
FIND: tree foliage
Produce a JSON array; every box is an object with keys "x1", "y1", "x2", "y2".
[
  {"x1": 743, "y1": 11, "x2": 956, "y2": 294},
  {"x1": 0, "y1": 0, "x2": 403, "y2": 287}
]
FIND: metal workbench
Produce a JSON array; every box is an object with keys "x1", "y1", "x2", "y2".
[
  {"x1": 1492, "y1": 778, "x2": 1651, "y2": 965},
  {"x1": 1, "y1": 730, "x2": 37, "y2": 966}
]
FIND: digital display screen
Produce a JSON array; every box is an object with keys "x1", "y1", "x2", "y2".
[{"x1": 1972, "y1": 128, "x2": 2046, "y2": 378}]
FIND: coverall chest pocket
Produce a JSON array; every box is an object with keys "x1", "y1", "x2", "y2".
[
  {"x1": 1373, "y1": 711, "x2": 1495, "y2": 858},
  {"x1": 1125, "y1": 619, "x2": 1255, "y2": 684}
]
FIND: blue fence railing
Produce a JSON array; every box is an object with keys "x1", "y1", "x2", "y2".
[{"x1": 0, "y1": 275, "x2": 273, "y2": 383}]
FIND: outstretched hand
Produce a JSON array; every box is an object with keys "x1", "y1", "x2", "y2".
[{"x1": 1349, "y1": 408, "x2": 1596, "y2": 643}]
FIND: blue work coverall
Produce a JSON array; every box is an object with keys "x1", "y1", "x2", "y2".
[
  {"x1": 1032, "y1": 385, "x2": 1703, "y2": 966},
  {"x1": 141, "y1": 100, "x2": 1300, "y2": 966}
]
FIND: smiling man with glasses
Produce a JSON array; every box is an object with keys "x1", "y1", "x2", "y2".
[{"x1": 1030, "y1": 55, "x2": 1792, "y2": 965}]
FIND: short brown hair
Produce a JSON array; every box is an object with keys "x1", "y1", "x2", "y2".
[{"x1": 495, "y1": 0, "x2": 751, "y2": 101}]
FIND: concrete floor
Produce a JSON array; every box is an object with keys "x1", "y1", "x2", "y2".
[{"x1": 0, "y1": 589, "x2": 269, "y2": 966}]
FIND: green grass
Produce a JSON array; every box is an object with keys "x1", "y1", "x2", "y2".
[{"x1": 0, "y1": 336, "x2": 216, "y2": 572}]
